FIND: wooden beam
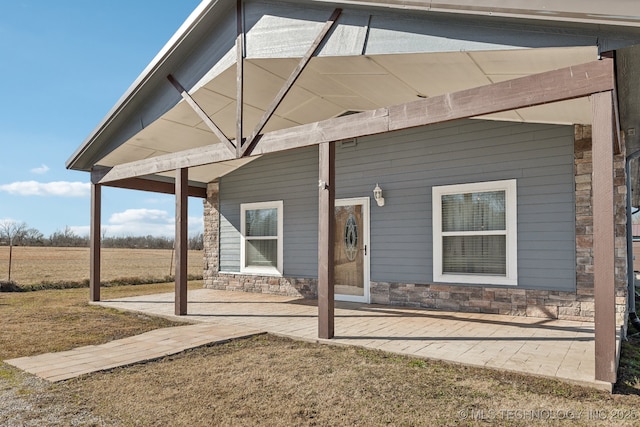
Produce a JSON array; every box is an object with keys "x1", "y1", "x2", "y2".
[
  {"x1": 612, "y1": 81, "x2": 623, "y2": 156},
  {"x1": 90, "y1": 183, "x2": 101, "y2": 302},
  {"x1": 98, "y1": 59, "x2": 614, "y2": 183},
  {"x1": 167, "y1": 74, "x2": 237, "y2": 156},
  {"x1": 103, "y1": 177, "x2": 207, "y2": 198},
  {"x1": 236, "y1": 0, "x2": 244, "y2": 158},
  {"x1": 240, "y1": 8, "x2": 342, "y2": 157},
  {"x1": 97, "y1": 143, "x2": 235, "y2": 184},
  {"x1": 388, "y1": 57, "x2": 614, "y2": 130},
  {"x1": 253, "y1": 108, "x2": 389, "y2": 155},
  {"x1": 175, "y1": 168, "x2": 188, "y2": 316},
  {"x1": 318, "y1": 142, "x2": 335, "y2": 339},
  {"x1": 254, "y1": 58, "x2": 614, "y2": 154},
  {"x1": 592, "y1": 90, "x2": 617, "y2": 384}
]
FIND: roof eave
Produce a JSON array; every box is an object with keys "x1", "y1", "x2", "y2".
[
  {"x1": 66, "y1": 0, "x2": 227, "y2": 171},
  {"x1": 67, "y1": 0, "x2": 640, "y2": 172},
  {"x1": 308, "y1": 0, "x2": 640, "y2": 28}
]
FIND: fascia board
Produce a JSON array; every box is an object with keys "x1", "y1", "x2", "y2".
[
  {"x1": 66, "y1": 0, "x2": 229, "y2": 171},
  {"x1": 305, "y1": 0, "x2": 640, "y2": 27}
]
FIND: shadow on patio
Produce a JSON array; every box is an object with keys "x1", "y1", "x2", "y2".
[{"x1": 95, "y1": 288, "x2": 607, "y2": 390}]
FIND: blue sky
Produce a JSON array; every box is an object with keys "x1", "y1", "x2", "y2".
[{"x1": 0, "y1": 0, "x2": 204, "y2": 238}]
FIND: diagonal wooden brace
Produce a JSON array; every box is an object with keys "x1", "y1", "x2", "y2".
[
  {"x1": 240, "y1": 8, "x2": 342, "y2": 157},
  {"x1": 167, "y1": 74, "x2": 237, "y2": 156}
]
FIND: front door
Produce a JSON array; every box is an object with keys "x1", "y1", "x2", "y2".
[{"x1": 334, "y1": 198, "x2": 370, "y2": 303}]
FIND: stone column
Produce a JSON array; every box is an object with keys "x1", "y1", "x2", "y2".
[
  {"x1": 203, "y1": 182, "x2": 220, "y2": 287},
  {"x1": 614, "y1": 136, "x2": 628, "y2": 331},
  {"x1": 574, "y1": 125, "x2": 595, "y2": 314}
]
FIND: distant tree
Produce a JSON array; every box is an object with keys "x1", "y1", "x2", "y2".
[
  {"x1": 23, "y1": 228, "x2": 45, "y2": 246},
  {"x1": 0, "y1": 220, "x2": 27, "y2": 281},
  {"x1": 101, "y1": 234, "x2": 175, "y2": 249},
  {"x1": 189, "y1": 232, "x2": 204, "y2": 250},
  {"x1": 49, "y1": 226, "x2": 89, "y2": 247}
]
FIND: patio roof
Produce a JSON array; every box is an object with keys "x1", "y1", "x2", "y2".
[
  {"x1": 95, "y1": 47, "x2": 597, "y2": 185},
  {"x1": 67, "y1": 0, "x2": 640, "y2": 179},
  {"x1": 68, "y1": 0, "x2": 633, "y2": 387}
]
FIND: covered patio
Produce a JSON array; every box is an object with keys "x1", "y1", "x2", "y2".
[
  {"x1": 94, "y1": 288, "x2": 609, "y2": 391},
  {"x1": 66, "y1": 1, "x2": 640, "y2": 389}
]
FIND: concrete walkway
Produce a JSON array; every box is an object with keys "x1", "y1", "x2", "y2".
[
  {"x1": 93, "y1": 289, "x2": 610, "y2": 391},
  {"x1": 5, "y1": 323, "x2": 261, "y2": 382},
  {"x1": 4, "y1": 288, "x2": 609, "y2": 390}
]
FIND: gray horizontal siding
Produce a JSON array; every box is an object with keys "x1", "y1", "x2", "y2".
[
  {"x1": 219, "y1": 147, "x2": 318, "y2": 276},
  {"x1": 219, "y1": 118, "x2": 576, "y2": 291}
]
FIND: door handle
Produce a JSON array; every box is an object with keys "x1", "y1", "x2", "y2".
[{"x1": 360, "y1": 245, "x2": 367, "y2": 255}]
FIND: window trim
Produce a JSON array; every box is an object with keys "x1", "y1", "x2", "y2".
[
  {"x1": 432, "y1": 179, "x2": 518, "y2": 286},
  {"x1": 240, "y1": 201, "x2": 283, "y2": 276}
]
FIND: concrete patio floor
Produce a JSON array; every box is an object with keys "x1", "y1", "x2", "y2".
[
  {"x1": 94, "y1": 288, "x2": 610, "y2": 391},
  {"x1": 5, "y1": 323, "x2": 262, "y2": 382}
]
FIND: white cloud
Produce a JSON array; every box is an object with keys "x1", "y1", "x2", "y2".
[
  {"x1": 189, "y1": 216, "x2": 204, "y2": 229},
  {"x1": 0, "y1": 181, "x2": 90, "y2": 197},
  {"x1": 72, "y1": 209, "x2": 204, "y2": 238},
  {"x1": 30, "y1": 164, "x2": 50, "y2": 175},
  {"x1": 69, "y1": 225, "x2": 90, "y2": 236},
  {"x1": 0, "y1": 218, "x2": 18, "y2": 227},
  {"x1": 105, "y1": 209, "x2": 174, "y2": 236},
  {"x1": 143, "y1": 197, "x2": 172, "y2": 205},
  {"x1": 109, "y1": 208, "x2": 172, "y2": 225}
]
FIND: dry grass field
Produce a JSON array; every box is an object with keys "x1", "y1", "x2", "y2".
[
  {"x1": 0, "y1": 246, "x2": 203, "y2": 285},
  {"x1": 2, "y1": 250, "x2": 640, "y2": 425},
  {"x1": 0, "y1": 283, "x2": 640, "y2": 425}
]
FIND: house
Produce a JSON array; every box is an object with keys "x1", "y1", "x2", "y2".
[{"x1": 67, "y1": 0, "x2": 640, "y2": 386}]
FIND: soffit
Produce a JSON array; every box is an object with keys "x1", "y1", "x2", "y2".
[{"x1": 98, "y1": 45, "x2": 598, "y2": 184}]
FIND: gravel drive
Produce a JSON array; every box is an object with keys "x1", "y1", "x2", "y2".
[{"x1": 0, "y1": 364, "x2": 116, "y2": 427}]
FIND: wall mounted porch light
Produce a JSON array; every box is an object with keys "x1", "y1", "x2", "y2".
[{"x1": 373, "y1": 183, "x2": 385, "y2": 207}]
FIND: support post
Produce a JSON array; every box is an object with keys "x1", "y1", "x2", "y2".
[
  {"x1": 90, "y1": 183, "x2": 101, "y2": 302},
  {"x1": 318, "y1": 142, "x2": 335, "y2": 339},
  {"x1": 236, "y1": 0, "x2": 244, "y2": 157},
  {"x1": 592, "y1": 90, "x2": 617, "y2": 383},
  {"x1": 175, "y1": 168, "x2": 188, "y2": 315}
]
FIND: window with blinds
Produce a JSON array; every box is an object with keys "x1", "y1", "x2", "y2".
[
  {"x1": 433, "y1": 180, "x2": 517, "y2": 286},
  {"x1": 241, "y1": 201, "x2": 283, "y2": 275}
]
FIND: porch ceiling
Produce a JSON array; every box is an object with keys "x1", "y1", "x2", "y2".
[{"x1": 98, "y1": 45, "x2": 598, "y2": 184}]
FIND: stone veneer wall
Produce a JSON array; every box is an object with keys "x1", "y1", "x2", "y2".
[
  {"x1": 574, "y1": 125, "x2": 628, "y2": 329},
  {"x1": 203, "y1": 126, "x2": 629, "y2": 324},
  {"x1": 203, "y1": 182, "x2": 220, "y2": 286},
  {"x1": 614, "y1": 130, "x2": 629, "y2": 330},
  {"x1": 207, "y1": 274, "x2": 318, "y2": 299}
]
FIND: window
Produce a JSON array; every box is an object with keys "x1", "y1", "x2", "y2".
[
  {"x1": 241, "y1": 201, "x2": 283, "y2": 275},
  {"x1": 432, "y1": 180, "x2": 517, "y2": 285}
]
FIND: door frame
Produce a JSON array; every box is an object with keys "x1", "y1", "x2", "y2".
[{"x1": 334, "y1": 197, "x2": 371, "y2": 303}]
